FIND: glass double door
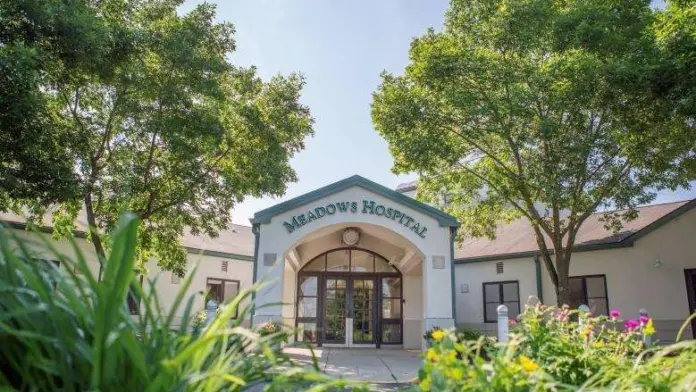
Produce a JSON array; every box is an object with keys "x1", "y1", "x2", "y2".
[{"x1": 322, "y1": 277, "x2": 376, "y2": 344}]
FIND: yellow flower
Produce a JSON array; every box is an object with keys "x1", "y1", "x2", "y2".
[
  {"x1": 644, "y1": 319, "x2": 656, "y2": 336},
  {"x1": 445, "y1": 350, "x2": 458, "y2": 364},
  {"x1": 447, "y1": 368, "x2": 464, "y2": 380},
  {"x1": 593, "y1": 340, "x2": 605, "y2": 348},
  {"x1": 519, "y1": 355, "x2": 539, "y2": 372},
  {"x1": 420, "y1": 377, "x2": 431, "y2": 391},
  {"x1": 432, "y1": 329, "x2": 446, "y2": 341},
  {"x1": 468, "y1": 370, "x2": 477, "y2": 379},
  {"x1": 425, "y1": 348, "x2": 439, "y2": 362}
]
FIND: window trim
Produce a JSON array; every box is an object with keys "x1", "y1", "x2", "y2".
[
  {"x1": 206, "y1": 277, "x2": 241, "y2": 319},
  {"x1": 127, "y1": 275, "x2": 144, "y2": 315},
  {"x1": 569, "y1": 274, "x2": 609, "y2": 316},
  {"x1": 482, "y1": 280, "x2": 520, "y2": 323}
]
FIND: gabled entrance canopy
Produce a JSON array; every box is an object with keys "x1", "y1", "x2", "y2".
[
  {"x1": 251, "y1": 175, "x2": 458, "y2": 349},
  {"x1": 250, "y1": 175, "x2": 459, "y2": 227}
]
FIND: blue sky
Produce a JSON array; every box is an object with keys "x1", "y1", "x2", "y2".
[{"x1": 181, "y1": 0, "x2": 689, "y2": 225}]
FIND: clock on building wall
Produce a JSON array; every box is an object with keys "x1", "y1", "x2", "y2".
[{"x1": 342, "y1": 228, "x2": 360, "y2": 246}]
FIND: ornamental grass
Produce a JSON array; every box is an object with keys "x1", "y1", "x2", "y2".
[{"x1": 0, "y1": 213, "x2": 364, "y2": 391}]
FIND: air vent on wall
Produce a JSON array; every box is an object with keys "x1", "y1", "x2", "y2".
[
  {"x1": 496, "y1": 262, "x2": 504, "y2": 274},
  {"x1": 222, "y1": 260, "x2": 228, "y2": 272}
]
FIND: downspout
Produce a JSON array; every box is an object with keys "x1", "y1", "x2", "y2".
[
  {"x1": 534, "y1": 255, "x2": 544, "y2": 303},
  {"x1": 250, "y1": 223, "x2": 260, "y2": 326},
  {"x1": 450, "y1": 226, "x2": 457, "y2": 324}
]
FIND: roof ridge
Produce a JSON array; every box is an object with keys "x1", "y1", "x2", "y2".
[{"x1": 594, "y1": 198, "x2": 694, "y2": 215}]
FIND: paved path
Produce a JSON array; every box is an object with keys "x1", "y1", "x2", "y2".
[{"x1": 284, "y1": 347, "x2": 422, "y2": 384}]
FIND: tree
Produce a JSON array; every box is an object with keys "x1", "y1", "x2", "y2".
[
  {"x1": 651, "y1": 1, "x2": 695, "y2": 120},
  {"x1": 372, "y1": 0, "x2": 695, "y2": 305},
  {"x1": 6, "y1": 0, "x2": 314, "y2": 276},
  {"x1": 0, "y1": 0, "x2": 124, "y2": 209}
]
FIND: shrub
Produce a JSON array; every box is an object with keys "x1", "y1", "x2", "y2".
[
  {"x1": 455, "y1": 327, "x2": 485, "y2": 341},
  {"x1": 0, "y1": 214, "x2": 363, "y2": 391},
  {"x1": 423, "y1": 326, "x2": 444, "y2": 344},
  {"x1": 417, "y1": 304, "x2": 696, "y2": 391}
]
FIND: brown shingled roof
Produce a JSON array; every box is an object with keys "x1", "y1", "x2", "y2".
[
  {"x1": 0, "y1": 209, "x2": 254, "y2": 258},
  {"x1": 455, "y1": 200, "x2": 696, "y2": 261},
  {"x1": 395, "y1": 180, "x2": 417, "y2": 193}
]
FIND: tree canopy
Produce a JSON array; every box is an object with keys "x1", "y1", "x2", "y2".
[
  {"x1": 372, "y1": 0, "x2": 695, "y2": 304},
  {"x1": 2, "y1": 0, "x2": 314, "y2": 275},
  {"x1": 1, "y1": 0, "x2": 125, "y2": 208}
]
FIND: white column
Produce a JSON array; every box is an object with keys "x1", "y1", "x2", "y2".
[
  {"x1": 253, "y1": 231, "x2": 285, "y2": 326},
  {"x1": 422, "y1": 250, "x2": 455, "y2": 349}
]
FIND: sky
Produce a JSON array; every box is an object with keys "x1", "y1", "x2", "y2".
[{"x1": 180, "y1": 0, "x2": 690, "y2": 226}]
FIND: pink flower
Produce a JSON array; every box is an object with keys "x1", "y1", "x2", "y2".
[
  {"x1": 555, "y1": 310, "x2": 569, "y2": 323},
  {"x1": 610, "y1": 309, "x2": 621, "y2": 320},
  {"x1": 624, "y1": 319, "x2": 640, "y2": 331},
  {"x1": 639, "y1": 316, "x2": 649, "y2": 325},
  {"x1": 508, "y1": 319, "x2": 518, "y2": 326}
]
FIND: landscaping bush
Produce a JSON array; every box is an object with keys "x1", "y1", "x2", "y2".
[
  {"x1": 417, "y1": 304, "x2": 696, "y2": 391},
  {"x1": 0, "y1": 214, "x2": 362, "y2": 391}
]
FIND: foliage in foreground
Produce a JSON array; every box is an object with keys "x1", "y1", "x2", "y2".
[
  {"x1": 418, "y1": 305, "x2": 696, "y2": 391},
  {"x1": 0, "y1": 214, "x2": 362, "y2": 391}
]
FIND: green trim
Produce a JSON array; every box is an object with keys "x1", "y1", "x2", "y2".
[
  {"x1": 183, "y1": 247, "x2": 253, "y2": 261},
  {"x1": 250, "y1": 223, "x2": 260, "y2": 326},
  {"x1": 0, "y1": 220, "x2": 88, "y2": 238},
  {"x1": 534, "y1": 256, "x2": 543, "y2": 303},
  {"x1": 454, "y1": 241, "x2": 636, "y2": 264},
  {"x1": 250, "y1": 175, "x2": 459, "y2": 227},
  {"x1": 449, "y1": 226, "x2": 457, "y2": 322},
  {"x1": 621, "y1": 199, "x2": 696, "y2": 243},
  {"x1": 2, "y1": 220, "x2": 254, "y2": 262}
]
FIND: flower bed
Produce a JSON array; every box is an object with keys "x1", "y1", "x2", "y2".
[{"x1": 418, "y1": 304, "x2": 696, "y2": 391}]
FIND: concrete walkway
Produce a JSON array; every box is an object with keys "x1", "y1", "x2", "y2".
[{"x1": 284, "y1": 347, "x2": 422, "y2": 383}]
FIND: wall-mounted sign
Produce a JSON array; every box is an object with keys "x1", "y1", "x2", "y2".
[{"x1": 282, "y1": 199, "x2": 428, "y2": 238}]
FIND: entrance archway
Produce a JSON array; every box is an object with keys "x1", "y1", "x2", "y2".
[{"x1": 296, "y1": 247, "x2": 403, "y2": 347}]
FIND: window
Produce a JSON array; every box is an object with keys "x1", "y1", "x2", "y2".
[
  {"x1": 127, "y1": 275, "x2": 144, "y2": 315},
  {"x1": 483, "y1": 281, "x2": 520, "y2": 323},
  {"x1": 381, "y1": 277, "x2": 402, "y2": 344},
  {"x1": 206, "y1": 278, "x2": 240, "y2": 319},
  {"x1": 569, "y1": 275, "x2": 608, "y2": 316}
]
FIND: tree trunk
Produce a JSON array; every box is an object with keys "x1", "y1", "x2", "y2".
[
  {"x1": 554, "y1": 252, "x2": 571, "y2": 306},
  {"x1": 84, "y1": 191, "x2": 107, "y2": 281}
]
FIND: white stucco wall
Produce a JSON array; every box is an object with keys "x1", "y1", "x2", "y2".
[
  {"x1": 147, "y1": 254, "x2": 253, "y2": 327},
  {"x1": 253, "y1": 184, "x2": 456, "y2": 346},
  {"x1": 2, "y1": 227, "x2": 253, "y2": 328},
  {"x1": 455, "y1": 207, "x2": 696, "y2": 342},
  {"x1": 538, "y1": 207, "x2": 696, "y2": 341},
  {"x1": 454, "y1": 257, "x2": 537, "y2": 334}
]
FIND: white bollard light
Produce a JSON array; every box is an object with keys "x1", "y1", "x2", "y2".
[
  {"x1": 497, "y1": 304, "x2": 509, "y2": 343},
  {"x1": 205, "y1": 299, "x2": 218, "y2": 328},
  {"x1": 578, "y1": 304, "x2": 590, "y2": 326},
  {"x1": 639, "y1": 308, "x2": 652, "y2": 346}
]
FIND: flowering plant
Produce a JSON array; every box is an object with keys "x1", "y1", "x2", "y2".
[
  {"x1": 423, "y1": 326, "x2": 444, "y2": 342},
  {"x1": 258, "y1": 321, "x2": 283, "y2": 337},
  {"x1": 416, "y1": 304, "x2": 681, "y2": 391}
]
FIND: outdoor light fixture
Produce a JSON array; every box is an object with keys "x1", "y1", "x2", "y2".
[{"x1": 653, "y1": 257, "x2": 663, "y2": 268}]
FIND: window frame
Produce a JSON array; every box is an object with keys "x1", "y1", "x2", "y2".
[
  {"x1": 568, "y1": 274, "x2": 609, "y2": 316},
  {"x1": 205, "y1": 277, "x2": 241, "y2": 319},
  {"x1": 127, "y1": 275, "x2": 144, "y2": 315},
  {"x1": 482, "y1": 280, "x2": 520, "y2": 323}
]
